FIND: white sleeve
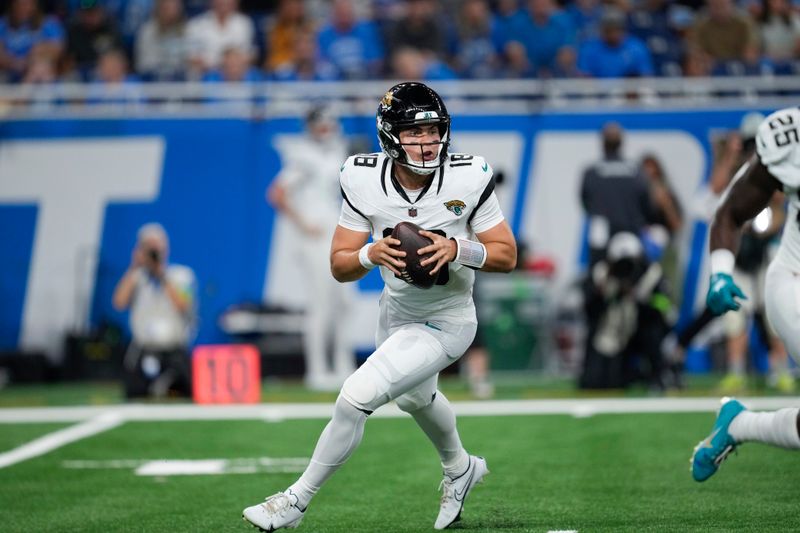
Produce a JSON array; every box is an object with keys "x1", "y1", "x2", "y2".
[
  {"x1": 338, "y1": 200, "x2": 372, "y2": 232},
  {"x1": 338, "y1": 158, "x2": 372, "y2": 232},
  {"x1": 470, "y1": 192, "x2": 505, "y2": 234}
]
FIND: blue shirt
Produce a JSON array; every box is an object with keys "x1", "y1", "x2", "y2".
[
  {"x1": 317, "y1": 21, "x2": 384, "y2": 79},
  {"x1": 578, "y1": 35, "x2": 654, "y2": 78},
  {"x1": 0, "y1": 16, "x2": 64, "y2": 60},
  {"x1": 456, "y1": 19, "x2": 500, "y2": 79},
  {"x1": 503, "y1": 10, "x2": 577, "y2": 73}
]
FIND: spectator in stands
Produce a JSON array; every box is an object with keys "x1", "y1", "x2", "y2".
[
  {"x1": 22, "y1": 48, "x2": 57, "y2": 84},
  {"x1": 683, "y1": 45, "x2": 714, "y2": 77},
  {"x1": 500, "y1": 40, "x2": 535, "y2": 78},
  {"x1": 757, "y1": 0, "x2": 800, "y2": 74},
  {"x1": 135, "y1": 0, "x2": 189, "y2": 81},
  {"x1": 112, "y1": 222, "x2": 196, "y2": 399},
  {"x1": 578, "y1": 7, "x2": 655, "y2": 78},
  {"x1": 567, "y1": 0, "x2": 604, "y2": 41},
  {"x1": 262, "y1": 0, "x2": 313, "y2": 73},
  {"x1": 688, "y1": 0, "x2": 759, "y2": 70},
  {"x1": 202, "y1": 45, "x2": 261, "y2": 82},
  {"x1": 316, "y1": 0, "x2": 384, "y2": 79},
  {"x1": 65, "y1": 0, "x2": 124, "y2": 80},
  {"x1": 628, "y1": 0, "x2": 687, "y2": 76},
  {"x1": 452, "y1": 0, "x2": 500, "y2": 79},
  {"x1": 21, "y1": 49, "x2": 60, "y2": 112},
  {"x1": 580, "y1": 122, "x2": 653, "y2": 267},
  {"x1": 105, "y1": 0, "x2": 153, "y2": 52},
  {"x1": 551, "y1": 43, "x2": 582, "y2": 78},
  {"x1": 186, "y1": 0, "x2": 254, "y2": 76},
  {"x1": 270, "y1": 29, "x2": 340, "y2": 81},
  {"x1": 390, "y1": 46, "x2": 457, "y2": 80},
  {"x1": 385, "y1": 0, "x2": 448, "y2": 60},
  {"x1": 502, "y1": 0, "x2": 577, "y2": 76},
  {"x1": 0, "y1": 0, "x2": 64, "y2": 82},
  {"x1": 87, "y1": 48, "x2": 142, "y2": 105}
]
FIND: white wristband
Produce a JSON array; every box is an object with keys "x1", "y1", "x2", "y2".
[
  {"x1": 453, "y1": 238, "x2": 487, "y2": 269},
  {"x1": 710, "y1": 249, "x2": 735, "y2": 275},
  {"x1": 358, "y1": 243, "x2": 376, "y2": 270}
]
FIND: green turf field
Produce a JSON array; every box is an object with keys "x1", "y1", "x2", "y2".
[{"x1": 1, "y1": 412, "x2": 799, "y2": 532}]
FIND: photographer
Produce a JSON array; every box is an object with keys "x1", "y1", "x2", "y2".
[
  {"x1": 580, "y1": 232, "x2": 672, "y2": 390},
  {"x1": 112, "y1": 222, "x2": 196, "y2": 398}
]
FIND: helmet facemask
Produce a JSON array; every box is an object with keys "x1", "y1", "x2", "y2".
[{"x1": 378, "y1": 115, "x2": 450, "y2": 175}]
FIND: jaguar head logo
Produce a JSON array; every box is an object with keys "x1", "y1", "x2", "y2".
[
  {"x1": 380, "y1": 91, "x2": 393, "y2": 109},
  {"x1": 444, "y1": 200, "x2": 466, "y2": 216}
]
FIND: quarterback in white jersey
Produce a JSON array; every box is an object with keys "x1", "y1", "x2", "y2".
[
  {"x1": 243, "y1": 83, "x2": 516, "y2": 531},
  {"x1": 692, "y1": 106, "x2": 800, "y2": 483}
]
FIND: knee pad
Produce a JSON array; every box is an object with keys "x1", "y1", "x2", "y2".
[
  {"x1": 340, "y1": 362, "x2": 387, "y2": 413},
  {"x1": 395, "y1": 388, "x2": 435, "y2": 413}
]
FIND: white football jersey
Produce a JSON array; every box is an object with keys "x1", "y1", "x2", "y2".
[
  {"x1": 755, "y1": 106, "x2": 800, "y2": 271},
  {"x1": 277, "y1": 136, "x2": 348, "y2": 228},
  {"x1": 338, "y1": 152, "x2": 505, "y2": 320}
]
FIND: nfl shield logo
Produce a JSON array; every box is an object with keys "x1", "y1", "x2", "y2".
[{"x1": 408, "y1": 207, "x2": 418, "y2": 217}]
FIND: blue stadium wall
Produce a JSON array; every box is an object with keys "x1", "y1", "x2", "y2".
[{"x1": 0, "y1": 108, "x2": 772, "y2": 359}]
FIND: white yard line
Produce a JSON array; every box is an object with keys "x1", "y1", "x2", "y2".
[
  {"x1": 1, "y1": 396, "x2": 798, "y2": 469},
  {"x1": 1, "y1": 397, "x2": 799, "y2": 424},
  {"x1": 0, "y1": 412, "x2": 123, "y2": 468}
]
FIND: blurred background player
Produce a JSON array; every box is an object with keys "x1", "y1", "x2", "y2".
[
  {"x1": 267, "y1": 105, "x2": 356, "y2": 391},
  {"x1": 692, "y1": 106, "x2": 800, "y2": 482},
  {"x1": 714, "y1": 112, "x2": 793, "y2": 394},
  {"x1": 244, "y1": 82, "x2": 517, "y2": 531},
  {"x1": 112, "y1": 222, "x2": 196, "y2": 399},
  {"x1": 669, "y1": 113, "x2": 794, "y2": 394}
]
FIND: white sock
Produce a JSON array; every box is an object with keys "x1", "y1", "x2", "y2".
[
  {"x1": 287, "y1": 396, "x2": 368, "y2": 509},
  {"x1": 409, "y1": 391, "x2": 469, "y2": 477},
  {"x1": 728, "y1": 408, "x2": 800, "y2": 449}
]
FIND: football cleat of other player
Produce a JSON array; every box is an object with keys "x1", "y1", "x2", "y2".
[
  {"x1": 692, "y1": 107, "x2": 800, "y2": 482},
  {"x1": 243, "y1": 82, "x2": 516, "y2": 530}
]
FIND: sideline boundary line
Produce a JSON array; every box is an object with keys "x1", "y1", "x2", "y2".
[
  {"x1": 1, "y1": 397, "x2": 798, "y2": 470},
  {"x1": 1, "y1": 396, "x2": 798, "y2": 424}
]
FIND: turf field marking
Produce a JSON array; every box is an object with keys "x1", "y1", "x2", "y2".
[
  {"x1": 548, "y1": 530, "x2": 578, "y2": 533},
  {"x1": 62, "y1": 457, "x2": 309, "y2": 477},
  {"x1": 0, "y1": 412, "x2": 123, "y2": 469},
  {"x1": 2, "y1": 397, "x2": 799, "y2": 424}
]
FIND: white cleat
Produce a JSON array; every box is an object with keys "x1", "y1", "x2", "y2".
[
  {"x1": 434, "y1": 455, "x2": 489, "y2": 530},
  {"x1": 242, "y1": 491, "x2": 305, "y2": 532}
]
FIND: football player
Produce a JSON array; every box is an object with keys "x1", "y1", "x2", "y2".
[
  {"x1": 692, "y1": 107, "x2": 800, "y2": 482},
  {"x1": 267, "y1": 105, "x2": 355, "y2": 390},
  {"x1": 243, "y1": 82, "x2": 516, "y2": 529}
]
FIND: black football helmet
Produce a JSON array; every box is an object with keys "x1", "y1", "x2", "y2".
[{"x1": 376, "y1": 82, "x2": 450, "y2": 175}]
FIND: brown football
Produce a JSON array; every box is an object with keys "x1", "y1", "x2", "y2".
[{"x1": 391, "y1": 221, "x2": 436, "y2": 289}]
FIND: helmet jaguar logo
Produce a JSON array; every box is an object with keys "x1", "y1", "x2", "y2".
[
  {"x1": 444, "y1": 200, "x2": 466, "y2": 216},
  {"x1": 380, "y1": 91, "x2": 393, "y2": 109}
]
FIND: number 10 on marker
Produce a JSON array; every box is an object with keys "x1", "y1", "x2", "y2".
[{"x1": 192, "y1": 345, "x2": 261, "y2": 404}]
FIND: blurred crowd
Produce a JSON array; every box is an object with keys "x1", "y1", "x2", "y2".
[{"x1": 3, "y1": 0, "x2": 800, "y2": 86}]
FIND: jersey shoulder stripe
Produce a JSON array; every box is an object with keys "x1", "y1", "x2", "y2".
[{"x1": 467, "y1": 175, "x2": 496, "y2": 224}]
